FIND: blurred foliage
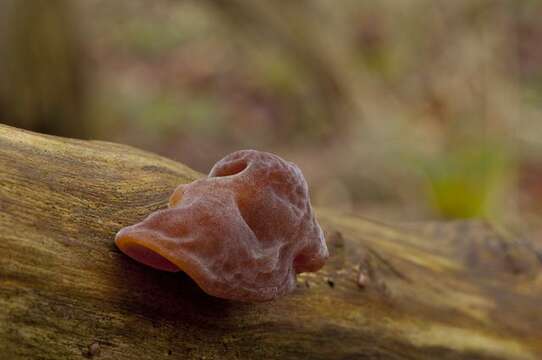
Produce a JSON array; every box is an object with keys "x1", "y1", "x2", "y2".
[
  {"x1": 2, "y1": 0, "x2": 542, "y2": 231},
  {"x1": 423, "y1": 143, "x2": 513, "y2": 219}
]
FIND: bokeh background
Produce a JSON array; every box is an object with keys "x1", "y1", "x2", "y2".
[{"x1": 1, "y1": 0, "x2": 542, "y2": 239}]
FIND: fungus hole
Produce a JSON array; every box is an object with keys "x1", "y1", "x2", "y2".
[{"x1": 213, "y1": 160, "x2": 248, "y2": 177}]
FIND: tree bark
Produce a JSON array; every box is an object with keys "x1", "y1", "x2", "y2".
[{"x1": 0, "y1": 124, "x2": 540, "y2": 360}]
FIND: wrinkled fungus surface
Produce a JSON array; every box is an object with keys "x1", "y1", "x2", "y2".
[{"x1": 115, "y1": 150, "x2": 328, "y2": 302}]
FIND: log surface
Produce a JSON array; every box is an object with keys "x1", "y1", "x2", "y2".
[{"x1": 0, "y1": 124, "x2": 541, "y2": 359}]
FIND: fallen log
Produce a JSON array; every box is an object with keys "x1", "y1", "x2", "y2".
[{"x1": 0, "y1": 124, "x2": 540, "y2": 359}]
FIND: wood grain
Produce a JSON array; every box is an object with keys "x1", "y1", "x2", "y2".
[{"x1": 0, "y1": 124, "x2": 541, "y2": 359}]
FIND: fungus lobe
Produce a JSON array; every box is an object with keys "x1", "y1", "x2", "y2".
[{"x1": 115, "y1": 150, "x2": 328, "y2": 302}]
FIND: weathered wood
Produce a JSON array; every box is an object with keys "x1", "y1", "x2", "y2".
[{"x1": 0, "y1": 124, "x2": 541, "y2": 359}]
